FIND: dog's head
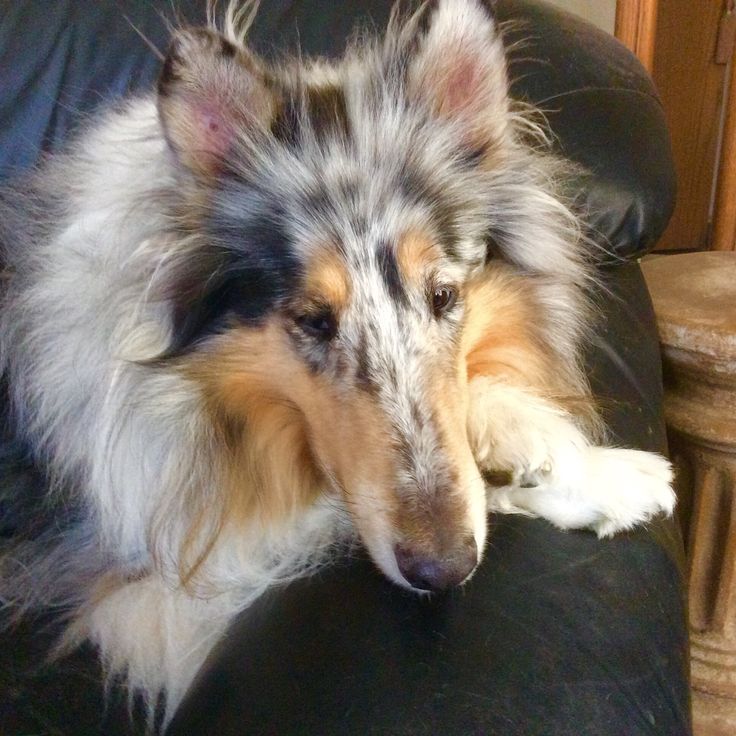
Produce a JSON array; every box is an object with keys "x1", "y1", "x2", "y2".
[{"x1": 155, "y1": 0, "x2": 558, "y2": 592}]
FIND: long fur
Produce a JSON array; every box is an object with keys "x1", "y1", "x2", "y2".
[{"x1": 0, "y1": 0, "x2": 675, "y2": 727}]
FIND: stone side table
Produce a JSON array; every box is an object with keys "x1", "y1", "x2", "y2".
[{"x1": 642, "y1": 252, "x2": 736, "y2": 736}]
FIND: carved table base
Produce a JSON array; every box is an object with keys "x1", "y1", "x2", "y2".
[
  {"x1": 672, "y1": 438, "x2": 736, "y2": 736},
  {"x1": 643, "y1": 253, "x2": 736, "y2": 736}
]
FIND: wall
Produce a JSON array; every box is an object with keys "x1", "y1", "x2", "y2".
[{"x1": 544, "y1": 0, "x2": 616, "y2": 34}]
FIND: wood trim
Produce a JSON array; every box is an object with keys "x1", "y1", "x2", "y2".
[
  {"x1": 713, "y1": 55, "x2": 736, "y2": 251},
  {"x1": 651, "y1": 0, "x2": 729, "y2": 251},
  {"x1": 615, "y1": 0, "x2": 659, "y2": 72}
]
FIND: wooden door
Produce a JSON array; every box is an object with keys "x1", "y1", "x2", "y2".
[{"x1": 616, "y1": 0, "x2": 736, "y2": 251}]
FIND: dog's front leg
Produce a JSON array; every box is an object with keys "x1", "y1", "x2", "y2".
[{"x1": 467, "y1": 378, "x2": 676, "y2": 537}]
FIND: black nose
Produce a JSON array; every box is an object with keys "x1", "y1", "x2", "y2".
[{"x1": 394, "y1": 537, "x2": 478, "y2": 592}]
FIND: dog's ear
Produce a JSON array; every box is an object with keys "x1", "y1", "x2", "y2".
[
  {"x1": 158, "y1": 28, "x2": 274, "y2": 177},
  {"x1": 407, "y1": 0, "x2": 509, "y2": 152}
]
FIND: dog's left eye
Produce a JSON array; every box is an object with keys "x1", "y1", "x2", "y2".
[
  {"x1": 431, "y1": 286, "x2": 457, "y2": 317},
  {"x1": 295, "y1": 309, "x2": 337, "y2": 341}
]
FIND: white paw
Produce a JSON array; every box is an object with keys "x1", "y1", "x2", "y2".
[
  {"x1": 468, "y1": 380, "x2": 586, "y2": 488},
  {"x1": 583, "y1": 448, "x2": 675, "y2": 537},
  {"x1": 487, "y1": 447, "x2": 675, "y2": 537},
  {"x1": 468, "y1": 379, "x2": 676, "y2": 537}
]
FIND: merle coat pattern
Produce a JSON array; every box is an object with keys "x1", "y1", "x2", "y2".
[{"x1": 0, "y1": 0, "x2": 675, "y2": 724}]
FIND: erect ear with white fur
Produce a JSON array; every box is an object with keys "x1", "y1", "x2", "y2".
[
  {"x1": 408, "y1": 0, "x2": 510, "y2": 151},
  {"x1": 158, "y1": 28, "x2": 274, "y2": 177}
]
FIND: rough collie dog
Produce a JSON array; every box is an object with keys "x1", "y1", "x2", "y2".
[{"x1": 0, "y1": 0, "x2": 675, "y2": 724}]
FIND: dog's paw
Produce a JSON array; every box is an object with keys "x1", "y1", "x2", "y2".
[
  {"x1": 583, "y1": 448, "x2": 676, "y2": 537},
  {"x1": 469, "y1": 379, "x2": 676, "y2": 536},
  {"x1": 487, "y1": 447, "x2": 675, "y2": 537},
  {"x1": 468, "y1": 379, "x2": 586, "y2": 488}
]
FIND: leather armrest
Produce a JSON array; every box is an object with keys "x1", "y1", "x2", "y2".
[{"x1": 494, "y1": 0, "x2": 677, "y2": 259}]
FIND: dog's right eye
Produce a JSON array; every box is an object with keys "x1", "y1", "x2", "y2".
[
  {"x1": 295, "y1": 309, "x2": 337, "y2": 341},
  {"x1": 431, "y1": 286, "x2": 457, "y2": 317}
]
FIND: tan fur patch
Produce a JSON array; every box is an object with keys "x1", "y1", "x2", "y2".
[
  {"x1": 396, "y1": 229, "x2": 443, "y2": 286},
  {"x1": 302, "y1": 249, "x2": 350, "y2": 310},
  {"x1": 463, "y1": 265, "x2": 552, "y2": 389},
  {"x1": 184, "y1": 320, "x2": 398, "y2": 531},
  {"x1": 462, "y1": 264, "x2": 598, "y2": 426},
  {"x1": 186, "y1": 323, "x2": 323, "y2": 526}
]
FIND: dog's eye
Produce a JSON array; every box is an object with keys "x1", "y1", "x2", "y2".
[
  {"x1": 431, "y1": 286, "x2": 457, "y2": 317},
  {"x1": 295, "y1": 309, "x2": 337, "y2": 341}
]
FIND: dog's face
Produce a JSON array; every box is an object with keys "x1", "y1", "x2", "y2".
[{"x1": 159, "y1": 0, "x2": 523, "y2": 591}]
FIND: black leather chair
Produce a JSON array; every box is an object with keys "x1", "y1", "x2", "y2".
[{"x1": 0, "y1": 1, "x2": 691, "y2": 734}]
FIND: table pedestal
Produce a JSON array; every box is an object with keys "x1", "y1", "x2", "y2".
[{"x1": 643, "y1": 252, "x2": 736, "y2": 736}]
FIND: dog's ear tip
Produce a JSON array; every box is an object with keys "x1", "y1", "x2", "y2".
[
  {"x1": 159, "y1": 27, "x2": 244, "y2": 85},
  {"x1": 157, "y1": 27, "x2": 273, "y2": 178},
  {"x1": 407, "y1": 0, "x2": 509, "y2": 150}
]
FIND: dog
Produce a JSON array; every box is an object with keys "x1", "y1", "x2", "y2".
[{"x1": 0, "y1": 0, "x2": 675, "y2": 725}]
